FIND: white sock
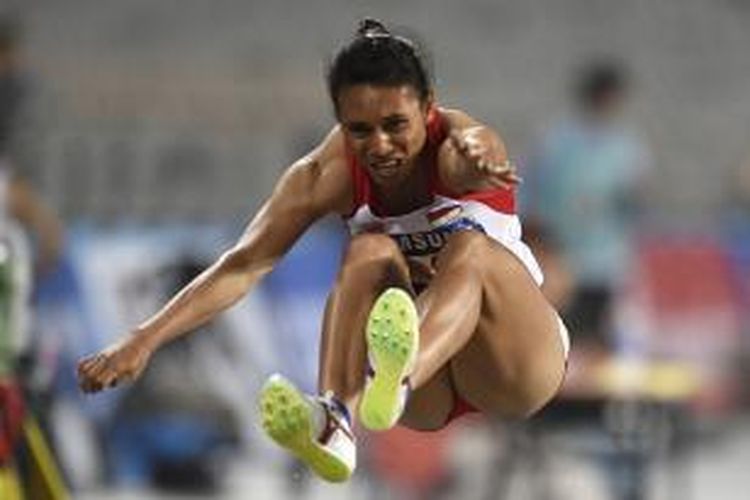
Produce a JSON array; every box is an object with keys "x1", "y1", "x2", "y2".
[
  {"x1": 397, "y1": 378, "x2": 411, "y2": 416},
  {"x1": 312, "y1": 392, "x2": 353, "y2": 438}
]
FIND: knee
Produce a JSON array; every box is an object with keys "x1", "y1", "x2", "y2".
[
  {"x1": 441, "y1": 230, "x2": 488, "y2": 258},
  {"x1": 515, "y1": 379, "x2": 562, "y2": 419},
  {"x1": 344, "y1": 233, "x2": 402, "y2": 262},
  {"x1": 438, "y1": 230, "x2": 525, "y2": 277},
  {"x1": 339, "y1": 233, "x2": 406, "y2": 277},
  {"x1": 436, "y1": 230, "x2": 496, "y2": 273},
  {"x1": 502, "y1": 356, "x2": 566, "y2": 419}
]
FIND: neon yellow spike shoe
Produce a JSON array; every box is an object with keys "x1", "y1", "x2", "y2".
[
  {"x1": 259, "y1": 374, "x2": 356, "y2": 483},
  {"x1": 359, "y1": 287, "x2": 420, "y2": 431}
]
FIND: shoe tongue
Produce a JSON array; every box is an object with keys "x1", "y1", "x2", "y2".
[{"x1": 314, "y1": 397, "x2": 357, "y2": 446}]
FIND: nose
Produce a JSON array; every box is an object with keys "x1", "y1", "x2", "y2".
[{"x1": 368, "y1": 129, "x2": 393, "y2": 158}]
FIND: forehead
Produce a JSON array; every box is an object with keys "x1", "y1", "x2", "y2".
[{"x1": 337, "y1": 85, "x2": 422, "y2": 122}]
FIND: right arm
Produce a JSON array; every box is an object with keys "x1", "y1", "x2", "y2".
[{"x1": 77, "y1": 128, "x2": 353, "y2": 392}]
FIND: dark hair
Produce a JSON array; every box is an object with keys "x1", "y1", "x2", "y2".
[
  {"x1": 327, "y1": 18, "x2": 432, "y2": 113},
  {"x1": 0, "y1": 12, "x2": 20, "y2": 52},
  {"x1": 575, "y1": 60, "x2": 628, "y2": 109}
]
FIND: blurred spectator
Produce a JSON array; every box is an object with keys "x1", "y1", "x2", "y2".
[
  {"x1": 0, "y1": 12, "x2": 23, "y2": 158},
  {"x1": 523, "y1": 59, "x2": 651, "y2": 352},
  {"x1": 0, "y1": 12, "x2": 62, "y2": 276},
  {"x1": 725, "y1": 152, "x2": 750, "y2": 406},
  {"x1": 1, "y1": 11, "x2": 66, "y2": 499}
]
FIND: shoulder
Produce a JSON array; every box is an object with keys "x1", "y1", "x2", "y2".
[{"x1": 283, "y1": 126, "x2": 354, "y2": 216}]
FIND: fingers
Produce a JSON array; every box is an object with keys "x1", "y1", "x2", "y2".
[
  {"x1": 77, "y1": 352, "x2": 127, "y2": 393},
  {"x1": 451, "y1": 131, "x2": 486, "y2": 162},
  {"x1": 76, "y1": 354, "x2": 103, "y2": 392},
  {"x1": 478, "y1": 159, "x2": 514, "y2": 175},
  {"x1": 77, "y1": 355, "x2": 106, "y2": 393},
  {"x1": 76, "y1": 354, "x2": 102, "y2": 378},
  {"x1": 451, "y1": 132, "x2": 521, "y2": 187},
  {"x1": 478, "y1": 159, "x2": 523, "y2": 188}
]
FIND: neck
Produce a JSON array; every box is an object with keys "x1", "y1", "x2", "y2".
[{"x1": 373, "y1": 154, "x2": 431, "y2": 216}]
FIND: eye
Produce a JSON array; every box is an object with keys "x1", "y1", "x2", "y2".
[
  {"x1": 346, "y1": 124, "x2": 372, "y2": 140},
  {"x1": 383, "y1": 118, "x2": 409, "y2": 134}
]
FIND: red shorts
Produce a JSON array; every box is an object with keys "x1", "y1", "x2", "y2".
[{"x1": 443, "y1": 394, "x2": 480, "y2": 426}]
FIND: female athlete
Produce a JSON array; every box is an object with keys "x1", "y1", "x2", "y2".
[{"x1": 77, "y1": 19, "x2": 569, "y2": 483}]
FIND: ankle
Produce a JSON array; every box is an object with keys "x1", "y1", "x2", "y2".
[{"x1": 320, "y1": 391, "x2": 352, "y2": 427}]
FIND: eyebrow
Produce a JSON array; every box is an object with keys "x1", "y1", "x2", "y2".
[
  {"x1": 345, "y1": 113, "x2": 408, "y2": 127},
  {"x1": 382, "y1": 113, "x2": 408, "y2": 121},
  {"x1": 344, "y1": 121, "x2": 372, "y2": 131}
]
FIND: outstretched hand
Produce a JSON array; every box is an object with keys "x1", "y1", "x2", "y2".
[
  {"x1": 77, "y1": 337, "x2": 153, "y2": 393},
  {"x1": 450, "y1": 126, "x2": 521, "y2": 189}
]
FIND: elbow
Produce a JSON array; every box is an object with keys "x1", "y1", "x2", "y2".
[
  {"x1": 218, "y1": 247, "x2": 252, "y2": 282},
  {"x1": 220, "y1": 246, "x2": 251, "y2": 270}
]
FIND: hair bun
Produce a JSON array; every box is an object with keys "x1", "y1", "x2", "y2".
[{"x1": 356, "y1": 18, "x2": 389, "y2": 38}]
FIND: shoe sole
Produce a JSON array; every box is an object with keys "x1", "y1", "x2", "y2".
[
  {"x1": 259, "y1": 375, "x2": 351, "y2": 483},
  {"x1": 359, "y1": 287, "x2": 420, "y2": 431}
]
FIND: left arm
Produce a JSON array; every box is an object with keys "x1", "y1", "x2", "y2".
[{"x1": 436, "y1": 108, "x2": 520, "y2": 195}]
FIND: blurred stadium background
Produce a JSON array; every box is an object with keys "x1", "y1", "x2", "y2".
[{"x1": 2, "y1": 0, "x2": 750, "y2": 499}]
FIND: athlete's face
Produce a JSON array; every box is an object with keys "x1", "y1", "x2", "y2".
[{"x1": 337, "y1": 85, "x2": 431, "y2": 186}]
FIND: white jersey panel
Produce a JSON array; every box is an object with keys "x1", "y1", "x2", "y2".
[{"x1": 346, "y1": 195, "x2": 544, "y2": 286}]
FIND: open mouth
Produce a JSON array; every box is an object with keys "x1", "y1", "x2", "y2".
[{"x1": 369, "y1": 159, "x2": 404, "y2": 177}]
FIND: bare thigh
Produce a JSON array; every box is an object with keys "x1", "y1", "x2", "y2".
[
  {"x1": 449, "y1": 235, "x2": 567, "y2": 418},
  {"x1": 401, "y1": 231, "x2": 567, "y2": 429}
]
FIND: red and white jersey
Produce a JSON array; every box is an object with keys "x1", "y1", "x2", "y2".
[{"x1": 343, "y1": 109, "x2": 543, "y2": 286}]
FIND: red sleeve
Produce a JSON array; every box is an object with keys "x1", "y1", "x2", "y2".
[{"x1": 428, "y1": 108, "x2": 516, "y2": 214}]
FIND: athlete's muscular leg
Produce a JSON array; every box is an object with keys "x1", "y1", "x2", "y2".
[
  {"x1": 318, "y1": 233, "x2": 413, "y2": 411},
  {"x1": 401, "y1": 230, "x2": 567, "y2": 429}
]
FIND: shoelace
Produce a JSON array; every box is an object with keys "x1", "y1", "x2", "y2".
[{"x1": 316, "y1": 392, "x2": 355, "y2": 444}]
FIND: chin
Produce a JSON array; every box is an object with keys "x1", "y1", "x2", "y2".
[{"x1": 371, "y1": 174, "x2": 402, "y2": 187}]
